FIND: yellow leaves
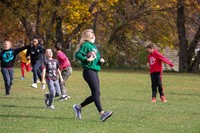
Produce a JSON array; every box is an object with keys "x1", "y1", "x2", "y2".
[{"x1": 155, "y1": 5, "x2": 160, "y2": 9}]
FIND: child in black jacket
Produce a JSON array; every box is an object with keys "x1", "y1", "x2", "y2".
[{"x1": 0, "y1": 40, "x2": 30, "y2": 96}]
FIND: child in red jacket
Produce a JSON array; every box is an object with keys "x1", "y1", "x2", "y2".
[{"x1": 146, "y1": 43, "x2": 174, "y2": 103}]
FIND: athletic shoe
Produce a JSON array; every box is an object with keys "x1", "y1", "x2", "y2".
[
  {"x1": 58, "y1": 95, "x2": 70, "y2": 101},
  {"x1": 31, "y1": 83, "x2": 37, "y2": 89},
  {"x1": 41, "y1": 83, "x2": 45, "y2": 90},
  {"x1": 37, "y1": 79, "x2": 41, "y2": 83},
  {"x1": 160, "y1": 96, "x2": 167, "y2": 103},
  {"x1": 21, "y1": 76, "x2": 25, "y2": 80},
  {"x1": 73, "y1": 105, "x2": 81, "y2": 119},
  {"x1": 47, "y1": 105, "x2": 55, "y2": 109},
  {"x1": 151, "y1": 97, "x2": 156, "y2": 103},
  {"x1": 5, "y1": 94, "x2": 10, "y2": 97},
  {"x1": 44, "y1": 92, "x2": 49, "y2": 106},
  {"x1": 100, "y1": 111, "x2": 113, "y2": 122}
]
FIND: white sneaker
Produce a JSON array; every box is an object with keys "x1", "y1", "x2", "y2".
[
  {"x1": 31, "y1": 83, "x2": 37, "y2": 89},
  {"x1": 41, "y1": 83, "x2": 45, "y2": 90},
  {"x1": 47, "y1": 105, "x2": 55, "y2": 109}
]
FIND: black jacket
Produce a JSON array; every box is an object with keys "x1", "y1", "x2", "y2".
[
  {"x1": 0, "y1": 45, "x2": 31, "y2": 68},
  {"x1": 26, "y1": 44, "x2": 45, "y2": 65}
]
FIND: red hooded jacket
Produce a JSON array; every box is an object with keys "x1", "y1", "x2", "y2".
[{"x1": 147, "y1": 49, "x2": 174, "y2": 73}]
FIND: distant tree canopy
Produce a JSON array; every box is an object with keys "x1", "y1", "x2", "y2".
[{"x1": 0, "y1": 0, "x2": 200, "y2": 72}]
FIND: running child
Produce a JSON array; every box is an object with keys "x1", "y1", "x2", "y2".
[
  {"x1": 26, "y1": 38, "x2": 45, "y2": 89},
  {"x1": 42, "y1": 49, "x2": 63, "y2": 109},
  {"x1": 0, "y1": 40, "x2": 30, "y2": 96},
  {"x1": 19, "y1": 44, "x2": 32, "y2": 80},
  {"x1": 54, "y1": 43, "x2": 72, "y2": 101},
  {"x1": 146, "y1": 43, "x2": 174, "y2": 103}
]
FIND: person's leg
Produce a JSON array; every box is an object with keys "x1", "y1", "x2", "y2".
[
  {"x1": 73, "y1": 69, "x2": 112, "y2": 121},
  {"x1": 1, "y1": 68, "x2": 11, "y2": 95},
  {"x1": 32, "y1": 64, "x2": 38, "y2": 83},
  {"x1": 32, "y1": 61, "x2": 42, "y2": 83},
  {"x1": 26, "y1": 62, "x2": 32, "y2": 72},
  {"x1": 81, "y1": 69, "x2": 103, "y2": 112},
  {"x1": 37, "y1": 68, "x2": 42, "y2": 82},
  {"x1": 21, "y1": 62, "x2": 25, "y2": 77},
  {"x1": 59, "y1": 67, "x2": 72, "y2": 98},
  {"x1": 155, "y1": 72, "x2": 167, "y2": 102},
  {"x1": 150, "y1": 73, "x2": 157, "y2": 98},
  {"x1": 8, "y1": 68, "x2": 14, "y2": 88},
  {"x1": 54, "y1": 80, "x2": 61, "y2": 97},
  {"x1": 46, "y1": 79, "x2": 55, "y2": 106},
  {"x1": 155, "y1": 72, "x2": 164, "y2": 96}
]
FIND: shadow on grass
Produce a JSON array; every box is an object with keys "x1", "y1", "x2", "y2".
[
  {"x1": 136, "y1": 90, "x2": 200, "y2": 96},
  {"x1": 0, "y1": 96, "x2": 43, "y2": 101},
  {"x1": 168, "y1": 92, "x2": 200, "y2": 96},
  {"x1": 0, "y1": 114, "x2": 70, "y2": 120},
  {"x1": 0, "y1": 104, "x2": 44, "y2": 109}
]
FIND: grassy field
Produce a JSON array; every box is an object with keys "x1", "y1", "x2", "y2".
[{"x1": 0, "y1": 68, "x2": 199, "y2": 133}]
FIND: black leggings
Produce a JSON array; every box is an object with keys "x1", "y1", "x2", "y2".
[
  {"x1": 80, "y1": 69, "x2": 103, "y2": 112},
  {"x1": 150, "y1": 72, "x2": 164, "y2": 98}
]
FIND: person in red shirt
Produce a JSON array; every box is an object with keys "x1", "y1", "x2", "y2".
[
  {"x1": 54, "y1": 43, "x2": 72, "y2": 101},
  {"x1": 146, "y1": 43, "x2": 174, "y2": 103}
]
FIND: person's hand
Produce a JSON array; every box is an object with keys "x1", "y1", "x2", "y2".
[
  {"x1": 60, "y1": 78, "x2": 64, "y2": 84},
  {"x1": 169, "y1": 63, "x2": 174, "y2": 67},
  {"x1": 87, "y1": 56, "x2": 95, "y2": 62},
  {"x1": 100, "y1": 58, "x2": 105, "y2": 63},
  {"x1": 27, "y1": 56, "x2": 30, "y2": 60}
]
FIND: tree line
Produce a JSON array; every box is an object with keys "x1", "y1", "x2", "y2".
[{"x1": 0, "y1": 0, "x2": 200, "y2": 72}]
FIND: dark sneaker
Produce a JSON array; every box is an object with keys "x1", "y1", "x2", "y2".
[
  {"x1": 44, "y1": 92, "x2": 49, "y2": 106},
  {"x1": 100, "y1": 111, "x2": 113, "y2": 122},
  {"x1": 73, "y1": 105, "x2": 81, "y2": 119},
  {"x1": 58, "y1": 95, "x2": 70, "y2": 101}
]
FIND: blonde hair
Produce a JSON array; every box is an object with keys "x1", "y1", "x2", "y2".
[{"x1": 76, "y1": 29, "x2": 94, "y2": 51}]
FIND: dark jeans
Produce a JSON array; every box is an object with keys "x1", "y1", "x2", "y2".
[
  {"x1": 32, "y1": 60, "x2": 42, "y2": 83},
  {"x1": 150, "y1": 72, "x2": 164, "y2": 98},
  {"x1": 1, "y1": 68, "x2": 14, "y2": 95},
  {"x1": 59, "y1": 66, "x2": 72, "y2": 96},
  {"x1": 80, "y1": 69, "x2": 103, "y2": 112}
]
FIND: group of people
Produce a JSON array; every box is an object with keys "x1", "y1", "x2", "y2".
[
  {"x1": 0, "y1": 29, "x2": 174, "y2": 122},
  {"x1": 0, "y1": 37, "x2": 72, "y2": 107}
]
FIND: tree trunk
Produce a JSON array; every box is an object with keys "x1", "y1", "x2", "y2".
[
  {"x1": 54, "y1": 0, "x2": 64, "y2": 45},
  {"x1": 0, "y1": 0, "x2": 34, "y2": 42},
  {"x1": 64, "y1": 1, "x2": 98, "y2": 51},
  {"x1": 177, "y1": 0, "x2": 188, "y2": 72},
  {"x1": 56, "y1": 16, "x2": 63, "y2": 44},
  {"x1": 20, "y1": 17, "x2": 34, "y2": 42},
  {"x1": 190, "y1": 51, "x2": 200, "y2": 73},
  {"x1": 187, "y1": 26, "x2": 200, "y2": 71},
  {"x1": 36, "y1": 0, "x2": 43, "y2": 37},
  {"x1": 44, "y1": 12, "x2": 56, "y2": 46}
]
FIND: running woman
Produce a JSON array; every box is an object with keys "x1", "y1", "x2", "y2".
[{"x1": 73, "y1": 29, "x2": 112, "y2": 122}]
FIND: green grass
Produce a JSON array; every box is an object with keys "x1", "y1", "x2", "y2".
[{"x1": 0, "y1": 68, "x2": 200, "y2": 133}]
